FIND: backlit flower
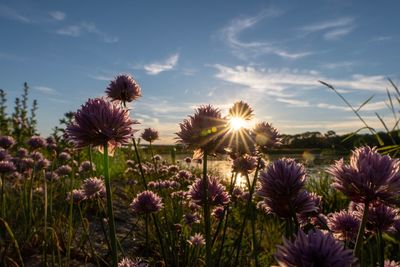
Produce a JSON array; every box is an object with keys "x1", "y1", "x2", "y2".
[
  {"x1": 228, "y1": 101, "x2": 253, "y2": 120},
  {"x1": 187, "y1": 233, "x2": 205, "y2": 246},
  {"x1": 251, "y1": 122, "x2": 281, "y2": 153},
  {"x1": 176, "y1": 105, "x2": 228, "y2": 153},
  {"x1": 275, "y1": 229, "x2": 355, "y2": 267},
  {"x1": 66, "y1": 98, "x2": 137, "y2": 149},
  {"x1": 0, "y1": 161, "x2": 16, "y2": 173},
  {"x1": 67, "y1": 189, "x2": 86, "y2": 204},
  {"x1": 118, "y1": 257, "x2": 148, "y2": 267},
  {"x1": 82, "y1": 177, "x2": 106, "y2": 199},
  {"x1": 141, "y1": 128, "x2": 159, "y2": 143},
  {"x1": 79, "y1": 161, "x2": 96, "y2": 173},
  {"x1": 188, "y1": 176, "x2": 230, "y2": 206},
  {"x1": 130, "y1": 190, "x2": 163, "y2": 214},
  {"x1": 327, "y1": 146, "x2": 400, "y2": 204},
  {"x1": 56, "y1": 165, "x2": 72, "y2": 176},
  {"x1": 328, "y1": 210, "x2": 360, "y2": 241},
  {"x1": 232, "y1": 154, "x2": 258, "y2": 174},
  {"x1": 106, "y1": 74, "x2": 141, "y2": 105},
  {"x1": 27, "y1": 136, "x2": 46, "y2": 150},
  {"x1": 353, "y1": 202, "x2": 398, "y2": 233},
  {"x1": 0, "y1": 136, "x2": 15, "y2": 149}
]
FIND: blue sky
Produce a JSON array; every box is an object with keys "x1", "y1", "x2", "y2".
[{"x1": 1, "y1": 0, "x2": 399, "y2": 143}]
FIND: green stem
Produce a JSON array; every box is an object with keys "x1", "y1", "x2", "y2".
[
  {"x1": 354, "y1": 201, "x2": 369, "y2": 261},
  {"x1": 103, "y1": 143, "x2": 118, "y2": 267},
  {"x1": 145, "y1": 213, "x2": 149, "y2": 257},
  {"x1": 152, "y1": 214, "x2": 167, "y2": 265},
  {"x1": 1, "y1": 174, "x2": 4, "y2": 218},
  {"x1": 377, "y1": 229, "x2": 384, "y2": 267},
  {"x1": 202, "y1": 152, "x2": 211, "y2": 266},
  {"x1": 66, "y1": 172, "x2": 74, "y2": 266},
  {"x1": 43, "y1": 170, "x2": 48, "y2": 266},
  {"x1": 88, "y1": 145, "x2": 94, "y2": 178},
  {"x1": 78, "y1": 205, "x2": 101, "y2": 267},
  {"x1": 132, "y1": 138, "x2": 147, "y2": 189}
]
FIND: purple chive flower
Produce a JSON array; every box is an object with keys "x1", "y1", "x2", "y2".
[
  {"x1": 0, "y1": 161, "x2": 16, "y2": 173},
  {"x1": 56, "y1": 165, "x2": 72, "y2": 176},
  {"x1": 0, "y1": 149, "x2": 10, "y2": 161},
  {"x1": 184, "y1": 157, "x2": 192, "y2": 164},
  {"x1": 118, "y1": 257, "x2": 148, "y2": 267},
  {"x1": 327, "y1": 146, "x2": 400, "y2": 205},
  {"x1": 275, "y1": 229, "x2": 355, "y2": 267},
  {"x1": 232, "y1": 154, "x2": 258, "y2": 174},
  {"x1": 67, "y1": 189, "x2": 86, "y2": 204},
  {"x1": 82, "y1": 177, "x2": 106, "y2": 200},
  {"x1": 141, "y1": 128, "x2": 159, "y2": 143},
  {"x1": 328, "y1": 210, "x2": 360, "y2": 241},
  {"x1": 228, "y1": 101, "x2": 253, "y2": 121},
  {"x1": 16, "y1": 148, "x2": 28, "y2": 158},
  {"x1": 183, "y1": 212, "x2": 201, "y2": 225},
  {"x1": 130, "y1": 190, "x2": 163, "y2": 214},
  {"x1": 187, "y1": 233, "x2": 205, "y2": 246},
  {"x1": 212, "y1": 206, "x2": 225, "y2": 220},
  {"x1": 0, "y1": 136, "x2": 15, "y2": 149},
  {"x1": 106, "y1": 74, "x2": 142, "y2": 105},
  {"x1": 353, "y1": 202, "x2": 398, "y2": 233},
  {"x1": 45, "y1": 171, "x2": 59, "y2": 182},
  {"x1": 27, "y1": 136, "x2": 47, "y2": 150},
  {"x1": 175, "y1": 170, "x2": 193, "y2": 182},
  {"x1": 79, "y1": 161, "x2": 96, "y2": 173},
  {"x1": 168, "y1": 165, "x2": 179, "y2": 174},
  {"x1": 30, "y1": 151, "x2": 44, "y2": 161},
  {"x1": 251, "y1": 122, "x2": 281, "y2": 153},
  {"x1": 188, "y1": 176, "x2": 230, "y2": 207},
  {"x1": 35, "y1": 159, "x2": 50, "y2": 170},
  {"x1": 258, "y1": 158, "x2": 316, "y2": 218},
  {"x1": 18, "y1": 158, "x2": 34, "y2": 172},
  {"x1": 58, "y1": 152, "x2": 71, "y2": 162},
  {"x1": 176, "y1": 105, "x2": 229, "y2": 153},
  {"x1": 66, "y1": 98, "x2": 138, "y2": 149},
  {"x1": 385, "y1": 260, "x2": 400, "y2": 267},
  {"x1": 153, "y1": 154, "x2": 162, "y2": 161}
]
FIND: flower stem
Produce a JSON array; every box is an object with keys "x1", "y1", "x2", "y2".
[
  {"x1": 202, "y1": 152, "x2": 211, "y2": 266},
  {"x1": 145, "y1": 213, "x2": 149, "y2": 257},
  {"x1": 132, "y1": 138, "x2": 147, "y2": 189},
  {"x1": 377, "y1": 229, "x2": 384, "y2": 267},
  {"x1": 43, "y1": 170, "x2": 48, "y2": 266},
  {"x1": 103, "y1": 143, "x2": 118, "y2": 267},
  {"x1": 354, "y1": 201, "x2": 369, "y2": 261},
  {"x1": 1, "y1": 174, "x2": 5, "y2": 218}
]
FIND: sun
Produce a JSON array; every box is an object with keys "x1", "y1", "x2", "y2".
[{"x1": 229, "y1": 117, "x2": 247, "y2": 131}]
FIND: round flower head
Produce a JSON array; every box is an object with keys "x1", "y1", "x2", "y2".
[
  {"x1": 275, "y1": 229, "x2": 355, "y2": 267},
  {"x1": 56, "y1": 165, "x2": 72, "y2": 176},
  {"x1": 27, "y1": 136, "x2": 47, "y2": 150},
  {"x1": 79, "y1": 161, "x2": 96, "y2": 173},
  {"x1": 187, "y1": 233, "x2": 205, "y2": 246},
  {"x1": 228, "y1": 101, "x2": 253, "y2": 121},
  {"x1": 153, "y1": 154, "x2": 162, "y2": 161},
  {"x1": 188, "y1": 176, "x2": 230, "y2": 206},
  {"x1": 328, "y1": 210, "x2": 360, "y2": 241},
  {"x1": 106, "y1": 74, "x2": 142, "y2": 105},
  {"x1": 0, "y1": 161, "x2": 16, "y2": 173},
  {"x1": 141, "y1": 128, "x2": 159, "y2": 143},
  {"x1": 16, "y1": 148, "x2": 28, "y2": 158},
  {"x1": 66, "y1": 98, "x2": 137, "y2": 149},
  {"x1": 30, "y1": 151, "x2": 44, "y2": 162},
  {"x1": 168, "y1": 165, "x2": 179, "y2": 174},
  {"x1": 130, "y1": 190, "x2": 163, "y2": 214},
  {"x1": 0, "y1": 149, "x2": 10, "y2": 161},
  {"x1": 0, "y1": 136, "x2": 15, "y2": 149},
  {"x1": 353, "y1": 202, "x2": 398, "y2": 233},
  {"x1": 67, "y1": 189, "x2": 86, "y2": 204},
  {"x1": 35, "y1": 159, "x2": 50, "y2": 170},
  {"x1": 183, "y1": 212, "x2": 201, "y2": 225},
  {"x1": 58, "y1": 152, "x2": 71, "y2": 162},
  {"x1": 184, "y1": 157, "x2": 192, "y2": 164},
  {"x1": 46, "y1": 136, "x2": 57, "y2": 151},
  {"x1": 327, "y1": 146, "x2": 400, "y2": 205},
  {"x1": 232, "y1": 154, "x2": 258, "y2": 174},
  {"x1": 176, "y1": 105, "x2": 229, "y2": 153},
  {"x1": 212, "y1": 206, "x2": 225, "y2": 220},
  {"x1": 258, "y1": 158, "x2": 317, "y2": 218},
  {"x1": 251, "y1": 122, "x2": 281, "y2": 153},
  {"x1": 82, "y1": 177, "x2": 106, "y2": 199},
  {"x1": 45, "y1": 171, "x2": 59, "y2": 181}
]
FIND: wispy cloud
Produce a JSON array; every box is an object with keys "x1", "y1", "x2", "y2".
[
  {"x1": 219, "y1": 9, "x2": 313, "y2": 60},
  {"x1": 56, "y1": 22, "x2": 119, "y2": 43},
  {"x1": 49, "y1": 11, "x2": 66, "y2": 21},
  {"x1": 213, "y1": 64, "x2": 389, "y2": 93},
  {"x1": 299, "y1": 17, "x2": 355, "y2": 40},
  {"x1": 277, "y1": 98, "x2": 310, "y2": 107},
  {"x1": 143, "y1": 53, "x2": 179, "y2": 75},
  {"x1": 34, "y1": 86, "x2": 58, "y2": 95},
  {"x1": 0, "y1": 5, "x2": 31, "y2": 23},
  {"x1": 322, "y1": 61, "x2": 355, "y2": 69},
  {"x1": 88, "y1": 74, "x2": 115, "y2": 81}
]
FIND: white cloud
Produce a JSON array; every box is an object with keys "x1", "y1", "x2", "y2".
[
  {"x1": 34, "y1": 86, "x2": 58, "y2": 95},
  {"x1": 219, "y1": 9, "x2": 313, "y2": 60},
  {"x1": 144, "y1": 53, "x2": 179, "y2": 75},
  {"x1": 322, "y1": 61, "x2": 355, "y2": 69},
  {"x1": 299, "y1": 17, "x2": 354, "y2": 40},
  {"x1": 56, "y1": 22, "x2": 118, "y2": 43},
  {"x1": 213, "y1": 64, "x2": 389, "y2": 93},
  {"x1": 277, "y1": 98, "x2": 310, "y2": 107},
  {"x1": 49, "y1": 11, "x2": 65, "y2": 21},
  {"x1": 0, "y1": 5, "x2": 31, "y2": 23}
]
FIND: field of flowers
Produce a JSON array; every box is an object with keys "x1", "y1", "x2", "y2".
[{"x1": 1, "y1": 74, "x2": 400, "y2": 267}]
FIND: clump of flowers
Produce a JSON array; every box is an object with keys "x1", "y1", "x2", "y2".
[
  {"x1": 141, "y1": 128, "x2": 159, "y2": 143},
  {"x1": 0, "y1": 136, "x2": 15, "y2": 149},
  {"x1": 327, "y1": 146, "x2": 400, "y2": 205},
  {"x1": 130, "y1": 190, "x2": 163, "y2": 214},
  {"x1": 188, "y1": 176, "x2": 230, "y2": 207},
  {"x1": 66, "y1": 98, "x2": 137, "y2": 149},
  {"x1": 82, "y1": 177, "x2": 106, "y2": 200},
  {"x1": 176, "y1": 105, "x2": 228, "y2": 153},
  {"x1": 275, "y1": 229, "x2": 355, "y2": 266},
  {"x1": 106, "y1": 74, "x2": 141, "y2": 106}
]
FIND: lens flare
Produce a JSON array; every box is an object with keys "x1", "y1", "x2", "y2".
[{"x1": 229, "y1": 117, "x2": 247, "y2": 131}]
